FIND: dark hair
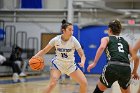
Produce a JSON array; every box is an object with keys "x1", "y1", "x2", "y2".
[
  {"x1": 108, "y1": 19, "x2": 122, "y2": 35},
  {"x1": 61, "y1": 19, "x2": 72, "y2": 32}
]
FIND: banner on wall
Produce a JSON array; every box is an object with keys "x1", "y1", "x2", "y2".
[{"x1": 21, "y1": 0, "x2": 42, "y2": 8}]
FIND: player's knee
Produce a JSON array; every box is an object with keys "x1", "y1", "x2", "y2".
[
  {"x1": 121, "y1": 84, "x2": 130, "y2": 90},
  {"x1": 49, "y1": 78, "x2": 58, "y2": 87},
  {"x1": 93, "y1": 85, "x2": 104, "y2": 93},
  {"x1": 79, "y1": 79, "x2": 88, "y2": 87}
]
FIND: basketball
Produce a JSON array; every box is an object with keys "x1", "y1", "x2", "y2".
[{"x1": 29, "y1": 56, "x2": 45, "y2": 71}]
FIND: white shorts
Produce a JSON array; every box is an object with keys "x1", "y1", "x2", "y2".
[{"x1": 50, "y1": 58, "x2": 78, "y2": 75}]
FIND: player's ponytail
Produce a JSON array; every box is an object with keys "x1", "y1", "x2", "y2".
[
  {"x1": 61, "y1": 19, "x2": 72, "y2": 32},
  {"x1": 62, "y1": 19, "x2": 67, "y2": 25}
]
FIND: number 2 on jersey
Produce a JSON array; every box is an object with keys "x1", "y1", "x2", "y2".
[{"x1": 118, "y1": 43, "x2": 124, "y2": 52}]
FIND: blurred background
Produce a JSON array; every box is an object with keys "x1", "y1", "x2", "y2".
[{"x1": 0, "y1": 0, "x2": 140, "y2": 93}]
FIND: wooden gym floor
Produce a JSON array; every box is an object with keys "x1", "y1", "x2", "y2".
[{"x1": 0, "y1": 74, "x2": 139, "y2": 93}]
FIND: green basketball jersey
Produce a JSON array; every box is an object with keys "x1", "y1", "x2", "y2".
[{"x1": 105, "y1": 36, "x2": 130, "y2": 64}]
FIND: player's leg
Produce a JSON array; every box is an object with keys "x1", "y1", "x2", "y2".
[
  {"x1": 137, "y1": 85, "x2": 140, "y2": 93},
  {"x1": 138, "y1": 63, "x2": 140, "y2": 93},
  {"x1": 118, "y1": 66, "x2": 131, "y2": 93},
  {"x1": 119, "y1": 86, "x2": 130, "y2": 93},
  {"x1": 93, "y1": 64, "x2": 116, "y2": 93},
  {"x1": 43, "y1": 69, "x2": 61, "y2": 93},
  {"x1": 3, "y1": 61, "x2": 21, "y2": 74},
  {"x1": 93, "y1": 80, "x2": 107, "y2": 93},
  {"x1": 69, "y1": 69, "x2": 87, "y2": 93}
]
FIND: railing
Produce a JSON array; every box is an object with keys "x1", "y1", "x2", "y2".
[
  {"x1": 16, "y1": 31, "x2": 27, "y2": 49},
  {"x1": 27, "y1": 37, "x2": 38, "y2": 54},
  {"x1": 5, "y1": 25, "x2": 16, "y2": 46},
  {"x1": 0, "y1": 20, "x2": 5, "y2": 29}
]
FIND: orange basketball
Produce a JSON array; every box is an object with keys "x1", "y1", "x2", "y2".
[{"x1": 29, "y1": 56, "x2": 45, "y2": 71}]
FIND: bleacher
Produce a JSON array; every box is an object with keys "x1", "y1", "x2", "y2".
[{"x1": 0, "y1": 20, "x2": 42, "y2": 76}]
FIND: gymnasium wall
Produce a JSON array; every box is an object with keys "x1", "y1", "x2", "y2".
[
  {"x1": 4, "y1": 22, "x2": 140, "y2": 50},
  {"x1": 1, "y1": 0, "x2": 140, "y2": 75},
  {"x1": 73, "y1": 25, "x2": 140, "y2": 74},
  {"x1": 2, "y1": 22, "x2": 140, "y2": 74},
  {"x1": 121, "y1": 27, "x2": 140, "y2": 46},
  {"x1": 4, "y1": 22, "x2": 61, "y2": 52},
  {"x1": 1, "y1": 0, "x2": 66, "y2": 9}
]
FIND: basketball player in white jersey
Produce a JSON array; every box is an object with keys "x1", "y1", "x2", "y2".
[{"x1": 34, "y1": 19, "x2": 87, "y2": 93}]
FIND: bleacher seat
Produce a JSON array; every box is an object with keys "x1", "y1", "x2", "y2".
[{"x1": 0, "y1": 66, "x2": 13, "y2": 76}]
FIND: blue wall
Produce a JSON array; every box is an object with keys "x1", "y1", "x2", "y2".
[
  {"x1": 21, "y1": 0, "x2": 42, "y2": 8},
  {"x1": 74, "y1": 25, "x2": 108, "y2": 74}
]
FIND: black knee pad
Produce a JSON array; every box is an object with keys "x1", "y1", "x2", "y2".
[{"x1": 93, "y1": 85, "x2": 104, "y2": 93}]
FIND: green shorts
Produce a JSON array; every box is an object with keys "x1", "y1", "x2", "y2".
[{"x1": 100, "y1": 63, "x2": 131, "y2": 89}]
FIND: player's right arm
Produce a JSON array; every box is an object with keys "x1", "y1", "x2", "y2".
[
  {"x1": 34, "y1": 37, "x2": 56, "y2": 57},
  {"x1": 35, "y1": 44, "x2": 53, "y2": 57},
  {"x1": 87, "y1": 37, "x2": 109, "y2": 72}
]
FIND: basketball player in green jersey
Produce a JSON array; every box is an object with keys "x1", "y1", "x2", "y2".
[{"x1": 87, "y1": 19, "x2": 139, "y2": 93}]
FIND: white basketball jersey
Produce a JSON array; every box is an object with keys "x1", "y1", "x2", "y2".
[{"x1": 49, "y1": 35, "x2": 81, "y2": 62}]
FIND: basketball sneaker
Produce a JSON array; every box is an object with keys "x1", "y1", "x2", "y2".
[
  {"x1": 19, "y1": 72, "x2": 26, "y2": 77},
  {"x1": 12, "y1": 73, "x2": 19, "y2": 82}
]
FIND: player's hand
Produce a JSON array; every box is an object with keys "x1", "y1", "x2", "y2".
[
  {"x1": 87, "y1": 63, "x2": 96, "y2": 72},
  {"x1": 132, "y1": 72, "x2": 140, "y2": 80},
  {"x1": 78, "y1": 62, "x2": 84, "y2": 68}
]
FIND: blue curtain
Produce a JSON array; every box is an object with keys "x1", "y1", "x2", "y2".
[{"x1": 21, "y1": 0, "x2": 42, "y2": 8}]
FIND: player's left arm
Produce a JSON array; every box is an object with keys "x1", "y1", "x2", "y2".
[
  {"x1": 77, "y1": 48, "x2": 86, "y2": 67},
  {"x1": 73, "y1": 36, "x2": 86, "y2": 67}
]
